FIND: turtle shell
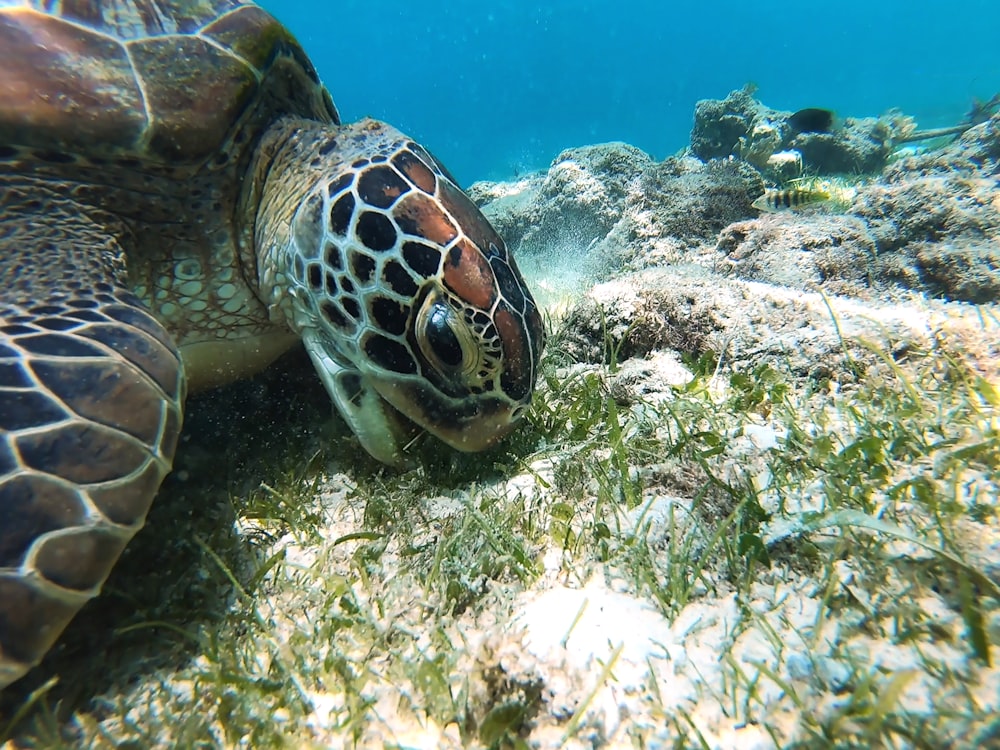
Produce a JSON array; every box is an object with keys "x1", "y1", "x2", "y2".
[{"x1": 0, "y1": 0, "x2": 339, "y2": 166}]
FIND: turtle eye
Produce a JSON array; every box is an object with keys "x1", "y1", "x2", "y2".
[
  {"x1": 417, "y1": 294, "x2": 478, "y2": 377},
  {"x1": 425, "y1": 303, "x2": 463, "y2": 367}
]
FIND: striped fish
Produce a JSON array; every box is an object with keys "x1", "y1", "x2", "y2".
[{"x1": 752, "y1": 188, "x2": 831, "y2": 213}]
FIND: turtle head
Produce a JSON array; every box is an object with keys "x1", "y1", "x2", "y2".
[{"x1": 257, "y1": 118, "x2": 544, "y2": 466}]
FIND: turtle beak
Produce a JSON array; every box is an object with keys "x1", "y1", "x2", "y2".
[{"x1": 372, "y1": 377, "x2": 525, "y2": 452}]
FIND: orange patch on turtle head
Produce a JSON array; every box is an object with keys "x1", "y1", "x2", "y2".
[
  {"x1": 394, "y1": 193, "x2": 458, "y2": 246},
  {"x1": 443, "y1": 239, "x2": 497, "y2": 310},
  {"x1": 493, "y1": 305, "x2": 532, "y2": 402},
  {"x1": 392, "y1": 150, "x2": 438, "y2": 194},
  {"x1": 437, "y1": 179, "x2": 506, "y2": 256}
]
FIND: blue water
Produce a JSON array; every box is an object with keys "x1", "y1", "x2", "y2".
[{"x1": 262, "y1": 1, "x2": 999, "y2": 186}]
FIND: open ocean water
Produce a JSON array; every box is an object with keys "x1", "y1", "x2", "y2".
[{"x1": 261, "y1": 0, "x2": 1000, "y2": 185}]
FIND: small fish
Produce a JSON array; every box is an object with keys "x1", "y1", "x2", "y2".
[
  {"x1": 752, "y1": 188, "x2": 831, "y2": 212},
  {"x1": 787, "y1": 107, "x2": 836, "y2": 134}
]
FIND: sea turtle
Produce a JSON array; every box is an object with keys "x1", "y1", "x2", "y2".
[{"x1": 0, "y1": 0, "x2": 544, "y2": 689}]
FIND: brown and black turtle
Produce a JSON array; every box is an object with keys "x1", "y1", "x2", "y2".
[{"x1": 0, "y1": 0, "x2": 544, "y2": 689}]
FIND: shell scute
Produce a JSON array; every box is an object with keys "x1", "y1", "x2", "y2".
[
  {"x1": 0, "y1": 9, "x2": 146, "y2": 153},
  {"x1": 55, "y1": 0, "x2": 242, "y2": 37},
  {"x1": 201, "y1": 4, "x2": 316, "y2": 84},
  {"x1": 127, "y1": 33, "x2": 258, "y2": 161}
]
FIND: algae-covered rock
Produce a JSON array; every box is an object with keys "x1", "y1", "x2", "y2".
[
  {"x1": 635, "y1": 157, "x2": 760, "y2": 244},
  {"x1": 689, "y1": 87, "x2": 762, "y2": 162},
  {"x1": 528, "y1": 142, "x2": 652, "y2": 248},
  {"x1": 691, "y1": 87, "x2": 916, "y2": 175},
  {"x1": 467, "y1": 173, "x2": 546, "y2": 252},
  {"x1": 714, "y1": 214, "x2": 876, "y2": 296},
  {"x1": 469, "y1": 148, "x2": 760, "y2": 276},
  {"x1": 590, "y1": 156, "x2": 761, "y2": 270},
  {"x1": 911, "y1": 240, "x2": 1000, "y2": 303},
  {"x1": 554, "y1": 266, "x2": 942, "y2": 383},
  {"x1": 852, "y1": 114, "x2": 1000, "y2": 302},
  {"x1": 469, "y1": 142, "x2": 651, "y2": 256}
]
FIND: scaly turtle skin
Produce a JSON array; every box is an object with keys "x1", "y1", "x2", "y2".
[{"x1": 0, "y1": 0, "x2": 544, "y2": 689}]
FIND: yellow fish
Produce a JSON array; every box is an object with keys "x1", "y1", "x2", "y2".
[{"x1": 752, "y1": 187, "x2": 831, "y2": 213}]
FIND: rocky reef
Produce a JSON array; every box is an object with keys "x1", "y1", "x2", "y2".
[
  {"x1": 689, "y1": 86, "x2": 924, "y2": 176},
  {"x1": 470, "y1": 102, "x2": 1000, "y2": 309}
]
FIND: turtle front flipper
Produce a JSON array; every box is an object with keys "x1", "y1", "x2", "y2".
[{"x1": 0, "y1": 197, "x2": 185, "y2": 690}]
